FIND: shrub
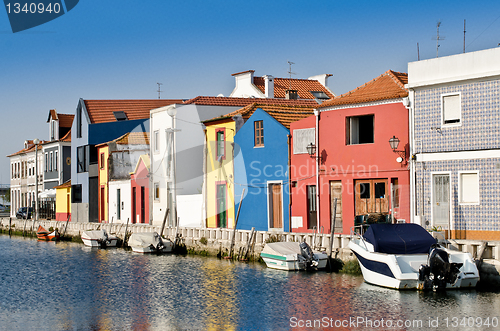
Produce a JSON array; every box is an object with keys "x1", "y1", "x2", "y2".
[
  {"x1": 265, "y1": 234, "x2": 283, "y2": 243},
  {"x1": 340, "y1": 259, "x2": 362, "y2": 275},
  {"x1": 199, "y1": 237, "x2": 208, "y2": 245}
]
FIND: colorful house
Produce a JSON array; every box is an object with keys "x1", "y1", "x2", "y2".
[
  {"x1": 408, "y1": 47, "x2": 500, "y2": 240},
  {"x1": 203, "y1": 116, "x2": 237, "y2": 228},
  {"x1": 54, "y1": 180, "x2": 71, "y2": 222},
  {"x1": 71, "y1": 99, "x2": 180, "y2": 222},
  {"x1": 96, "y1": 131, "x2": 150, "y2": 223},
  {"x1": 130, "y1": 155, "x2": 150, "y2": 224},
  {"x1": 290, "y1": 70, "x2": 410, "y2": 234},
  {"x1": 233, "y1": 104, "x2": 315, "y2": 231}
]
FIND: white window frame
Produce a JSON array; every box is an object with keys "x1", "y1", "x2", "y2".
[
  {"x1": 441, "y1": 92, "x2": 461, "y2": 127},
  {"x1": 458, "y1": 171, "x2": 480, "y2": 205},
  {"x1": 154, "y1": 130, "x2": 160, "y2": 153},
  {"x1": 49, "y1": 152, "x2": 53, "y2": 172},
  {"x1": 54, "y1": 150, "x2": 58, "y2": 171},
  {"x1": 154, "y1": 182, "x2": 160, "y2": 201}
]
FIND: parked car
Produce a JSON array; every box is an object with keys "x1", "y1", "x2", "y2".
[{"x1": 16, "y1": 207, "x2": 33, "y2": 219}]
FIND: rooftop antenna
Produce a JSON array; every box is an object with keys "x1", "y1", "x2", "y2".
[
  {"x1": 417, "y1": 42, "x2": 420, "y2": 61},
  {"x1": 463, "y1": 19, "x2": 466, "y2": 53},
  {"x1": 433, "y1": 21, "x2": 445, "y2": 58},
  {"x1": 157, "y1": 82, "x2": 163, "y2": 99},
  {"x1": 287, "y1": 60, "x2": 295, "y2": 90}
]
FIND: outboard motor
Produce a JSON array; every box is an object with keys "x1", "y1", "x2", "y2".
[
  {"x1": 299, "y1": 241, "x2": 319, "y2": 269},
  {"x1": 418, "y1": 244, "x2": 463, "y2": 290},
  {"x1": 155, "y1": 237, "x2": 165, "y2": 253}
]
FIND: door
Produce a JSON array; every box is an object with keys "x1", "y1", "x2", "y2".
[
  {"x1": 330, "y1": 181, "x2": 343, "y2": 232},
  {"x1": 216, "y1": 183, "x2": 227, "y2": 228},
  {"x1": 432, "y1": 174, "x2": 450, "y2": 227},
  {"x1": 269, "y1": 183, "x2": 282, "y2": 229},
  {"x1": 132, "y1": 187, "x2": 137, "y2": 223},
  {"x1": 355, "y1": 179, "x2": 388, "y2": 215},
  {"x1": 307, "y1": 185, "x2": 317, "y2": 229},
  {"x1": 140, "y1": 186, "x2": 145, "y2": 224},
  {"x1": 100, "y1": 186, "x2": 105, "y2": 221}
]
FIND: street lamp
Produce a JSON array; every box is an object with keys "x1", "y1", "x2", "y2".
[
  {"x1": 33, "y1": 138, "x2": 39, "y2": 221},
  {"x1": 388, "y1": 135, "x2": 406, "y2": 164}
]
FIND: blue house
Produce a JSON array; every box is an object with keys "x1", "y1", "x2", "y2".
[
  {"x1": 233, "y1": 104, "x2": 315, "y2": 231},
  {"x1": 70, "y1": 98, "x2": 181, "y2": 222}
]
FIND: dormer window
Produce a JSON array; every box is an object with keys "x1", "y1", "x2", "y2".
[{"x1": 51, "y1": 120, "x2": 56, "y2": 140}]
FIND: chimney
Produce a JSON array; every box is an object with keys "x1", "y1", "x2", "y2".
[
  {"x1": 263, "y1": 75, "x2": 274, "y2": 98},
  {"x1": 230, "y1": 70, "x2": 255, "y2": 98},
  {"x1": 308, "y1": 74, "x2": 333, "y2": 88},
  {"x1": 285, "y1": 89, "x2": 298, "y2": 100}
]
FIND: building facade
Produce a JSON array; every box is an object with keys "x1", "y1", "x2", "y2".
[{"x1": 408, "y1": 47, "x2": 500, "y2": 240}]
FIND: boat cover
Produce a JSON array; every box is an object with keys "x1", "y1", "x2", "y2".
[
  {"x1": 363, "y1": 223, "x2": 436, "y2": 254},
  {"x1": 82, "y1": 230, "x2": 106, "y2": 240},
  {"x1": 261, "y1": 242, "x2": 302, "y2": 256},
  {"x1": 128, "y1": 232, "x2": 162, "y2": 248}
]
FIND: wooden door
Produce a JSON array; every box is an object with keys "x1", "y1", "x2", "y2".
[
  {"x1": 355, "y1": 179, "x2": 388, "y2": 216},
  {"x1": 140, "y1": 186, "x2": 145, "y2": 224},
  {"x1": 217, "y1": 184, "x2": 227, "y2": 228},
  {"x1": 330, "y1": 181, "x2": 343, "y2": 232},
  {"x1": 269, "y1": 184, "x2": 282, "y2": 229},
  {"x1": 307, "y1": 185, "x2": 317, "y2": 229},
  {"x1": 432, "y1": 174, "x2": 450, "y2": 227}
]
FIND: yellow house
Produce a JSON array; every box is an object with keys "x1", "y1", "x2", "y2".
[
  {"x1": 54, "y1": 180, "x2": 71, "y2": 222},
  {"x1": 203, "y1": 117, "x2": 236, "y2": 228},
  {"x1": 97, "y1": 145, "x2": 110, "y2": 222}
]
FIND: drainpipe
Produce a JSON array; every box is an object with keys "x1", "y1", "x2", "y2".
[
  {"x1": 287, "y1": 134, "x2": 292, "y2": 233},
  {"x1": 314, "y1": 109, "x2": 320, "y2": 232}
]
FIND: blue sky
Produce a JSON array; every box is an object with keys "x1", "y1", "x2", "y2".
[{"x1": 1, "y1": 0, "x2": 500, "y2": 184}]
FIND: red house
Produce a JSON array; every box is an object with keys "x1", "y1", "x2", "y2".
[
  {"x1": 130, "y1": 155, "x2": 150, "y2": 224},
  {"x1": 290, "y1": 70, "x2": 410, "y2": 234}
]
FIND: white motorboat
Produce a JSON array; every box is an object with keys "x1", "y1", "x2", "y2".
[
  {"x1": 128, "y1": 232, "x2": 174, "y2": 253},
  {"x1": 348, "y1": 223, "x2": 479, "y2": 290},
  {"x1": 260, "y1": 241, "x2": 328, "y2": 271},
  {"x1": 81, "y1": 229, "x2": 119, "y2": 248}
]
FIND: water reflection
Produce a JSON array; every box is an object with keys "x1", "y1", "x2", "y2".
[{"x1": 1, "y1": 234, "x2": 500, "y2": 331}]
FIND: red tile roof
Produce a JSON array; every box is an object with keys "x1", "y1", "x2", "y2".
[
  {"x1": 84, "y1": 99, "x2": 183, "y2": 124},
  {"x1": 54, "y1": 180, "x2": 71, "y2": 189},
  {"x1": 60, "y1": 129, "x2": 71, "y2": 142},
  {"x1": 253, "y1": 77, "x2": 335, "y2": 100},
  {"x1": 58, "y1": 113, "x2": 74, "y2": 128},
  {"x1": 319, "y1": 70, "x2": 408, "y2": 109},
  {"x1": 183, "y1": 96, "x2": 318, "y2": 107},
  {"x1": 7, "y1": 141, "x2": 45, "y2": 157},
  {"x1": 205, "y1": 103, "x2": 315, "y2": 129},
  {"x1": 115, "y1": 131, "x2": 149, "y2": 145}
]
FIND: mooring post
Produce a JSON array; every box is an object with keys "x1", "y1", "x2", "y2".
[
  {"x1": 328, "y1": 198, "x2": 338, "y2": 270},
  {"x1": 228, "y1": 189, "x2": 245, "y2": 259},
  {"x1": 9, "y1": 217, "x2": 12, "y2": 236},
  {"x1": 123, "y1": 218, "x2": 130, "y2": 247}
]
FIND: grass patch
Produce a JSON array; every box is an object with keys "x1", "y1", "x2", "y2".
[
  {"x1": 340, "y1": 259, "x2": 362, "y2": 275},
  {"x1": 265, "y1": 234, "x2": 283, "y2": 244}
]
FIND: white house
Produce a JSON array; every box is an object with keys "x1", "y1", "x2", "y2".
[{"x1": 408, "y1": 47, "x2": 500, "y2": 241}]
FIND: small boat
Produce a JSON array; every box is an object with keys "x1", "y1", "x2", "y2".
[
  {"x1": 348, "y1": 223, "x2": 480, "y2": 290},
  {"x1": 81, "y1": 229, "x2": 119, "y2": 248},
  {"x1": 128, "y1": 232, "x2": 174, "y2": 253},
  {"x1": 36, "y1": 225, "x2": 60, "y2": 241},
  {"x1": 260, "y1": 241, "x2": 328, "y2": 271}
]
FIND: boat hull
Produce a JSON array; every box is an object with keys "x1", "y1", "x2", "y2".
[
  {"x1": 261, "y1": 253, "x2": 328, "y2": 271},
  {"x1": 81, "y1": 230, "x2": 119, "y2": 248},
  {"x1": 349, "y1": 239, "x2": 479, "y2": 290},
  {"x1": 130, "y1": 240, "x2": 174, "y2": 253},
  {"x1": 128, "y1": 232, "x2": 174, "y2": 254},
  {"x1": 36, "y1": 225, "x2": 59, "y2": 241}
]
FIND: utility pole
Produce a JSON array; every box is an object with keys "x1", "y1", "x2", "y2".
[
  {"x1": 463, "y1": 19, "x2": 466, "y2": 53},
  {"x1": 434, "y1": 21, "x2": 445, "y2": 58},
  {"x1": 157, "y1": 82, "x2": 163, "y2": 99}
]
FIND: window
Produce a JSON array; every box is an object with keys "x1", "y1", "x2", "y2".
[
  {"x1": 49, "y1": 152, "x2": 53, "y2": 172},
  {"x1": 442, "y1": 93, "x2": 461, "y2": 125},
  {"x1": 76, "y1": 106, "x2": 82, "y2": 138},
  {"x1": 359, "y1": 183, "x2": 370, "y2": 199},
  {"x1": 254, "y1": 121, "x2": 264, "y2": 147},
  {"x1": 292, "y1": 128, "x2": 315, "y2": 154},
  {"x1": 100, "y1": 153, "x2": 105, "y2": 169},
  {"x1": 154, "y1": 130, "x2": 160, "y2": 153},
  {"x1": 51, "y1": 121, "x2": 56, "y2": 140},
  {"x1": 54, "y1": 151, "x2": 58, "y2": 171},
  {"x1": 117, "y1": 189, "x2": 121, "y2": 220},
  {"x1": 71, "y1": 184, "x2": 82, "y2": 203},
  {"x1": 45, "y1": 153, "x2": 48, "y2": 172},
  {"x1": 77, "y1": 146, "x2": 86, "y2": 173},
  {"x1": 154, "y1": 182, "x2": 160, "y2": 201},
  {"x1": 459, "y1": 172, "x2": 479, "y2": 204},
  {"x1": 346, "y1": 115, "x2": 374, "y2": 145},
  {"x1": 216, "y1": 129, "x2": 225, "y2": 160}
]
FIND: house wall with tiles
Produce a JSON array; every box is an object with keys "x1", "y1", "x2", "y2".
[{"x1": 413, "y1": 76, "x2": 500, "y2": 240}]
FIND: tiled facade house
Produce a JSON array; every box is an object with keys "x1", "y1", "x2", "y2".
[{"x1": 408, "y1": 47, "x2": 500, "y2": 241}]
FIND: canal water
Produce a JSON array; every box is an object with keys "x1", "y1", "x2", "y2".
[{"x1": 1, "y1": 235, "x2": 500, "y2": 331}]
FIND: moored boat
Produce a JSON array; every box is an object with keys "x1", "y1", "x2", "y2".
[
  {"x1": 81, "y1": 229, "x2": 119, "y2": 248},
  {"x1": 348, "y1": 223, "x2": 479, "y2": 290},
  {"x1": 260, "y1": 241, "x2": 328, "y2": 271},
  {"x1": 128, "y1": 232, "x2": 174, "y2": 253},
  {"x1": 36, "y1": 225, "x2": 60, "y2": 241}
]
